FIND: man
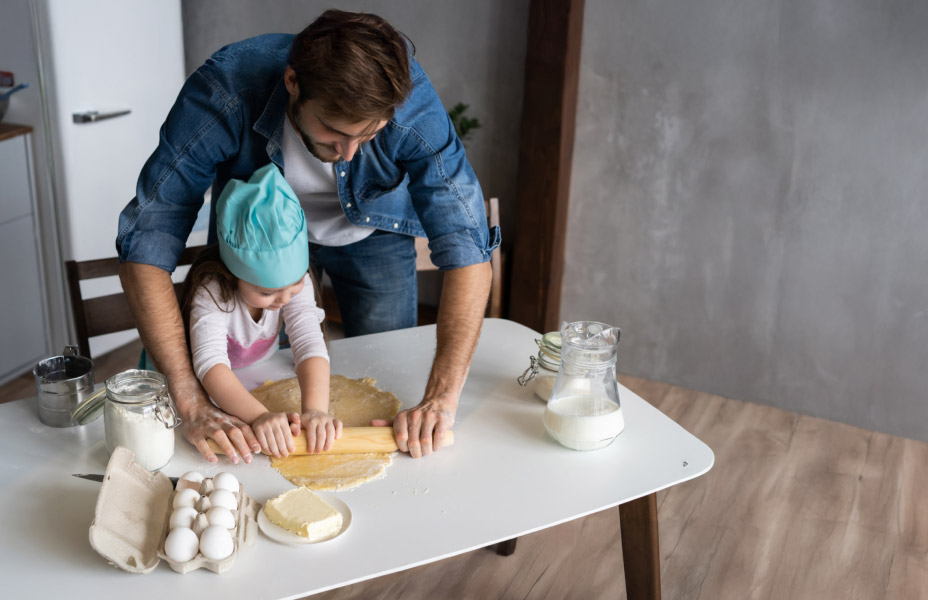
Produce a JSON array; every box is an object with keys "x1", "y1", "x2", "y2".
[{"x1": 116, "y1": 10, "x2": 499, "y2": 463}]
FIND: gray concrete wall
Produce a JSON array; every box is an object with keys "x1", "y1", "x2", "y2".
[
  {"x1": 180, "y1": 0, "x2": 528, "y2": 241},
  {"x1": 564, "y1": 0, "x2": 928, "y2": 441}
]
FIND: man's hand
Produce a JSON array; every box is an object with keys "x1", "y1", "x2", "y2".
[
  {"x1": 171, "y1": 373, "x2": 260, "y2": 464},
  {"x1": 387, "y1": 394, "x2": 457, "y2": 458},
  {"x1": 177, "y1": 387, "x2": 260, "y2": 464},
  {"x1": 381, "y1": 261, "x2": 489, "y2": 458}
]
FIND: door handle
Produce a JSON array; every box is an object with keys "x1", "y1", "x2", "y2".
[{"x1": 72, "y1": 109, "x2": 131, "y2": 124}]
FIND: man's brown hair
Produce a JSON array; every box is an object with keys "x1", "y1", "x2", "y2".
[{"x1": 289, "y1": 9, "x2": 412, "y2": 123}]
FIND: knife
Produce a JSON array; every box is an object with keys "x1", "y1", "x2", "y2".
[{"x1": 73, "y1": 473, "x2": 179, "y2": 487}]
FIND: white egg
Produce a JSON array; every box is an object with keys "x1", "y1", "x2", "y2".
[
  {"x1": 210, "y1": 489, "x2": 237, "y2": 511},
  {"x1": 164, "y1": 527, "x2": 199, "y2": 562},
  {"x1": 176, "y1": 471, "x2": 204, "y2": 492},
  {"x1": 172, "y1": 488, "x2": 200, "y2": 509},
  {"x1": 207, "y1": 506, "x2": 236, "y2": 529},
  {"x1": 213, "y1": 472, "x2": 239, "y2": 493},
  {"x1": 169, "y1": 506, "x2": 198, "y2": 530},
  {"x1": 199, "y1": 525, "x2": 234, "y2": 560}
]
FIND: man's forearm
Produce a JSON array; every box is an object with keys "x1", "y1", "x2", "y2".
[
  {"x1": 424, "y1": 261, "x2": 492, "y2": 403},
  {"x1": 119, "y1": 261, "x2": 201, "y2": 406}
]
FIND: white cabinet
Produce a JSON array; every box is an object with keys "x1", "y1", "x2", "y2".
[{"x1": 0, "y1": 124, "x2": 49, "y2": 385}]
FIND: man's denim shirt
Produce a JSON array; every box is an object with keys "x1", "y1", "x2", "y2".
[{"x1": 116, "y1": 34, "x2": 500, "y2": 272}]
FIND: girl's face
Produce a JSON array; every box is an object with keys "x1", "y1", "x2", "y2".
[{"x1": 237, "y1": 276, "x2": 306, "y2": 312}]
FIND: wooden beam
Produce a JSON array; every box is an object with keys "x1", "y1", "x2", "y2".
[{"x1": 508, "y1": 0, "x2": 585, "y2": 333}]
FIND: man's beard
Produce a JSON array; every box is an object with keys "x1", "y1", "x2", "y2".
[{"x1": 289, "y1": 103, "x2": 338, "y2": 163}]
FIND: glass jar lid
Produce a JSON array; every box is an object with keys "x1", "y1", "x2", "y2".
[
  {"x1": 71, "y1": 387, "x2": 107, "y2": 425},
  {"x1": 536, "y1": 331, "x2": 562, "y2": 361},
  {"x1": 105, "y1": 370, "x2": 167, "y2": 405}
]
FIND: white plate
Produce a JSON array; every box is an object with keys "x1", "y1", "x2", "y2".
[{"x1": 257, "y1": 493, "x2": 352, "y2": 545}]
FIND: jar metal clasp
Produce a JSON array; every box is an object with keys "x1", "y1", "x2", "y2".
[
  {"x1": 517, "y1": 354, "x2": 539, "y2": 386},
  {"x1": 155, "y1": 390, "x2": 182, "y2": 430}
]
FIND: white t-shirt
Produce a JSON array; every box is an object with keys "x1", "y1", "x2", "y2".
[
  {"x1": 188, "y1": 274, "x2": 328, "y2": 381},
  {"x1": 282, "y1": 117, "x2": 374, "y2": 247}
]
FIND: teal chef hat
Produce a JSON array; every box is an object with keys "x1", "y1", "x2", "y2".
[{"x1": 217, "y1": 164, "x2": 308, "y2": 289}]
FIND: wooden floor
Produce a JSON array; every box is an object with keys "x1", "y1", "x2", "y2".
[{"x1": 3, "y1": 343, "x2": 926, "y2": 599}]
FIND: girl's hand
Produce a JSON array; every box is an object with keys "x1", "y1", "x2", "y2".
[
  {"x1": 288, "y1": 412, "x2": 301, "y2": 436},
  {"x1": 252, "y1": 412, "x2": 296, "y2": 458},
  {"x1": 301, "y1": 409, "x2": 343, "y2": 454}
]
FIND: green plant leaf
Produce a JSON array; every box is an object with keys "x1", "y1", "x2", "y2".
[{"x1": 448, "y1": 102, "x2": 481, "y2": 145}]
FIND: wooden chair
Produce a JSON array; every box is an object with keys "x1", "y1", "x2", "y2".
[
  {"x1": 322, "y1": 197, "x2": 504, "y2": 326},
  {"x1": 64, "y1": 245, "x2": 207, "y2": 359}
]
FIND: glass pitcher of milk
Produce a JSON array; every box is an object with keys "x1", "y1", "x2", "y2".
[{"x1": 542, "y1": 321, "x2": 624, "y2": 450}]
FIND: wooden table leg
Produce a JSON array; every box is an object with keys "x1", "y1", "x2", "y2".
[
  {"x1": 494, "y1": 538, "x2": 518, "y2": 556},
  {"x1": 619, "y1": 493, "x2": 661, "y2": 600}
]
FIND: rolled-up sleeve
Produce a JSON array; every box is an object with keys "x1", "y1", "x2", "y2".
[{"x1": 395, "y1": 68, "x2": 500, "y2": 271}]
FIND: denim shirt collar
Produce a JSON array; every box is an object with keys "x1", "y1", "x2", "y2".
[{"x1": 254, "y1": 76, "x2": 289, "y2": 168}]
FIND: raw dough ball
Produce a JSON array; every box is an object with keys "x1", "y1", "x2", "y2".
[
  {"x1": 172, "y1": 488, "x2": 200, "y2": 509},
  {"x1": 210, "y1": 489, "x2": 237, "y2": 511},
  {"x1": 176, "y1": 471, "x2": 204, "y2": 492},
  {"x1": 169, "y1": 506, "x2": 198, "y2": 530},
  {"x1": 199, "y1": 525, "x2": 234, "y2": 560},
  {"x1": 207, "y1": 506, "x2": 236, "y2": 529},
  {"x1": 164, "y1": 527, "x2": 199, "y2": 562},
  {"x1": 213, "y1": 472, "x2": 239, "y2": 493}
]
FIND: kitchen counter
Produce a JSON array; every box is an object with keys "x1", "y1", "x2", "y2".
[{"x1": 0, "y1": 122, "x2": 33, "y2": 142}]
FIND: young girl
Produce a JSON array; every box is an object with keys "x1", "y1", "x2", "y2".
[{"x1": 181, "y1": 164, "x2": 340, "y2": 458}]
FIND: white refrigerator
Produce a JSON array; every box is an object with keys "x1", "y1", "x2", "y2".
[{"x1": 33, "y1": 0, "x2": 187, "y2": 357}]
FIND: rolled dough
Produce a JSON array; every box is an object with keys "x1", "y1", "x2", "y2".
[{"x1": 251, "y1": 375, "x2": 402, "y2": 491}]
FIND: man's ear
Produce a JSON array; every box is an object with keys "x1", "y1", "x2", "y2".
[{"x1": 284, "y1": 66, "x2": 300, "y2": 97}]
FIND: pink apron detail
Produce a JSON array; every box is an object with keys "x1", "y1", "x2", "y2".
[{"x1": 227, "y1": 334, "x2": 277, "y2": 369}]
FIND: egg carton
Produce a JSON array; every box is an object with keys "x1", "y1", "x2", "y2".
[{"x1": 88, "y1": 446, "x2": 259, "y2": 574}]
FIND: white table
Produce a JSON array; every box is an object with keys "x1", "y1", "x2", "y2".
[{"x1": 0, "y1": 319, "x2": 713, "y2": 599}]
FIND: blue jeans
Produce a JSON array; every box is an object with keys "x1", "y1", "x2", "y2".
[{"x1": 310, "y1": 230, "x2": 418, "y2": 337}]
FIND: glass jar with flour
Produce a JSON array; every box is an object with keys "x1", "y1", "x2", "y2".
[
  {"x1": 542, "y1": 321, "x2": 624, "y2": 451},
  {"x1": 103, "y1": 370, "x2": 181, "y2": 471}
]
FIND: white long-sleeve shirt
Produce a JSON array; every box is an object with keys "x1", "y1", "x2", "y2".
[{"x1": 189, "y1": 274, "x2": 328, "y2": 381}]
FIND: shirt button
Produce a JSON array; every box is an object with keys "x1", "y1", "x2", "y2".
[
  {"x1": 365, "y1": 217, "x2": 371, "y2": 223},
  {"x1": 340, "y1": 171, "x2": 346, "y2": 177},
  {"x1": 393, "y1": 223, "x2": 399, "y2": 229},
  {"x1": 346, "y1": 203, "x2": 352, "y2": 208}
]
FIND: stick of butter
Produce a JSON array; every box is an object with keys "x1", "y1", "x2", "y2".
[{"x1": 263, "y1": 488, "x2": 343, "y2": 542}]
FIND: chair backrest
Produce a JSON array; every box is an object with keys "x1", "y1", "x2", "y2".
[
  {"x1": 64, "y1": 245, "x2": 207, "y2": 359},
  {"x1": 413, "y1": 196, "x2": 503, "y2": 319}
]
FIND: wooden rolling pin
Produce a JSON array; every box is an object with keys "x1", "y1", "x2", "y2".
[{"x1": 207, "y1": 426, "x2": 454, "y2": 456}]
